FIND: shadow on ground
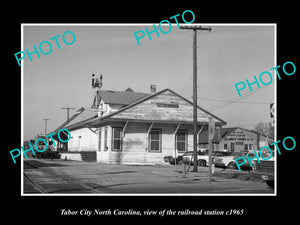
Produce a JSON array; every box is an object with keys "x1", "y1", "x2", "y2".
[{"x1": 24, "y1": 160, "x2": 68, "y2": 169}]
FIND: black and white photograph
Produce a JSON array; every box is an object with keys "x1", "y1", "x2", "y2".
[
  {"x1": 21, "y1": 24, "x2": 276, "y2": 195},
  {"x1": 4, "y1": 5, "x2": 298, "y2": 224}
]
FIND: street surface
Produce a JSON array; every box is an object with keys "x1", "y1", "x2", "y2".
[{"x1": 23, "y1": 158, "x2": 274, "y2": 194}]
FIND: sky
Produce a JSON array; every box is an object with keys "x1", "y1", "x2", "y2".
[{"x1": 23, "y1": 24, "x2": 275, "y2": 140}]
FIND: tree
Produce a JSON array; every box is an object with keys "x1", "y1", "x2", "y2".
[{"x1": 254, "y1": 122, "x2": 274, "y2": 139}]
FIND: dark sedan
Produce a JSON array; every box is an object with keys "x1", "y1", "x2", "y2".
[{"x1": 164, "y1": 155, "x2": 183, "y2": 165}]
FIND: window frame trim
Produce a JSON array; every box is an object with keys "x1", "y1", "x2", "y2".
[
  {"x1": 148, "y1": 128, "x2": 162, "y2": 153},
  {"x1": 112, "y1": 127, "x2": 123, "y2": 151},
  {"x1": 104, "y1": 127, "x2": 108, "y2": 151},
  {"x1": 176, "y1": 129, "x2": 188, "y2": 153},
  {"x1": 98, "y1": 128, "x2": 102, "y2": 151}
]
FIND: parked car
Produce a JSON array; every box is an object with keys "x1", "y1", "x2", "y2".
[
  {"x1": 36, "y1": 149, "x2": 61, "y2": 159},
  {"x1": 213, "y1": 151, "x2": 233, "y2": 157},
  {"x1": 164, "y1": 151, "x2": 211, "y2": 167},
  {"x1": 163, "y1": 155, "x2": 173, "y2": 163},
  {"x1": 214, "y1": 151, "x2": 254, "y2": 170},
  {"x1": 34, "y1": 138, "x2": 60, "y2": 159},
  {"x1": 252, "y1": 149, "x2": 274, "y2": 188},
  {"x1": 182, "y1": 151, "x2": 212, "y2": 167},
  {"x1": 164, "y1": 155, "x2": 184, "y2": 165}
]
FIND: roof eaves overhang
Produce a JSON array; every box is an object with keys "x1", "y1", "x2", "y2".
[
  {"x1": 87, "y1": 117, "x2": 226, "y2": 127},
  {"x1": 65, "y1": 115, "x2": 98, "y2": 132}
]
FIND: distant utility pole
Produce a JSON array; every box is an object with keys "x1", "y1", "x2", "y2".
[
  {"x1": 42, "y1": 118, "x2": 50, "y2": 136},
  {"x1": 180, "y1": 25, "x2": 212, "y2": 172},
  {"x1": 61, "y1": 107, "x2": 76, "y2": 122}
]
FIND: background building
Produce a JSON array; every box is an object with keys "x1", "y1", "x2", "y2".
[{"x1": 198, "y1": 127, "x2": 274, "y2": 152}]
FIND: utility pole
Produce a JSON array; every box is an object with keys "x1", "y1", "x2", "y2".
[
  {"x1": 61, "y1": 107, "x2": 76, "y2": 122},
  {"x1": 180, "y1": 25, "x2": 212, "y2": 172},
  {"x1": 208, "y1": 117, "x2": 215, "y2": 183},
  {"x1": 42, "y1": 118, "x2": 50, "y2": 136},
  {"x1": 256, "y1": 125, "x2": 260, "y2": 150}
]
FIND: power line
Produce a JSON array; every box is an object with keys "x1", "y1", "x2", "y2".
[
  {"x1": 206, "y1": 84, "x2": 271, "y2": 112},
  {"x1": 198, "y1": 97, "x2": 270, "y2": 104},
  {"x1": 227, "y1": 123, "x2": 265, "y2": 128}
]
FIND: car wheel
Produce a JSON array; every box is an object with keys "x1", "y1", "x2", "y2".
[
  {"x1": 227, "y1": 162, "x2": 237, "y2": 169},
  {"x1": 198, "y1": 160, "x2": 206, "y2": 167}
]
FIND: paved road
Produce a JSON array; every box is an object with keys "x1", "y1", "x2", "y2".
[{"x1": 23, "y1": 158, "x2": 273, "y2": 194}]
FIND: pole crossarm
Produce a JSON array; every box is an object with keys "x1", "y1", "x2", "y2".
[
  {"x1": 61, "y1": 107, "x2": 76, "y2": 122},
  {"x1": 180, "y1": 25, "x2": 212, "y2": 31}
]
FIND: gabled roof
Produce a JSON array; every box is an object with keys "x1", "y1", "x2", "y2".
[
  {"x1": 63, "y1": 90, "x2": 151, "y2": 131},
  {"x1": 87, "y1": 88, "x2": 227, "y2": 127},
  {"x1": 95, "y1": 90, "x2": 150, "y2": 105}
]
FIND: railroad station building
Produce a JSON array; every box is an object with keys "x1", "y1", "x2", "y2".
[{"x1": 51, "y1": 87, "x2": 227, "y2": 164}]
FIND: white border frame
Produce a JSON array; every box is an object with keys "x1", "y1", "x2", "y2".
[{"x1": 21, "y1": 23, "x2": 277, "y2": 196}]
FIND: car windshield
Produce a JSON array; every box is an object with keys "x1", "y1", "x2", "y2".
[
  {"x1": 198, "y1": 151, "x2": 208, "y2": 155},
  {"x1": 231, "y1": 152, "x2": 247, "y2": 156},
  {"x1": 182, "y1": 152, "x2": 193, "y2": 156},
  {"x1": 214, "y1": 151, "x2": 233, "y2": 156},
  {"x1": 182, "y1": 151, "x2": 208, "y2": 157}
]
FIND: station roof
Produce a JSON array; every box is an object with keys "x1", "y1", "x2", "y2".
[{"x1": 94, "y1": 90, "x2": 150, "y2": 106}]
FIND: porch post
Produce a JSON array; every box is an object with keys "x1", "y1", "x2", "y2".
[
  {"x1": 174, "y1": 123, "x2": 181, "y2": 167},
  {"x1": 145, "y1": 122, "x2": 155, "y2": 151}
]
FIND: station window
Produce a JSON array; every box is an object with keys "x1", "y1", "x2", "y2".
[
  {"x1": 149, "y1": 129, "x2": 162, "y2": 152},
  {"x1": 176, "y1": 130, "x2": 188, "y2": 153},
  {"x1": 112, "y1": 127, "x2": 122, "y2": 151},
  {"x1": 98, "y1": 128, "x2": 102, "y2": 151},
  {"x1": 104, "y1": 127, "x2": 108, "y2": 151}
]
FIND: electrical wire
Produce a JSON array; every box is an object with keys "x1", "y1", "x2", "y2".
[
  {"x1": 198, "y1": 97, "x2": 270, "y2": 104},
  {"x1": 205, "y1": 84, "x2": 271, "y2": 112}
]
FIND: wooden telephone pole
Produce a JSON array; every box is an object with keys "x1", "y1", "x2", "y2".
[
  {"x1": 42, "y1": 118, "x2": 50, "y2": 136},
  {"x1": 180, "y1": 25, "x2": 212, "y2": 172},
  {"x1": 61, "y1": 107, "x2": 75, "y2": 122}
]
